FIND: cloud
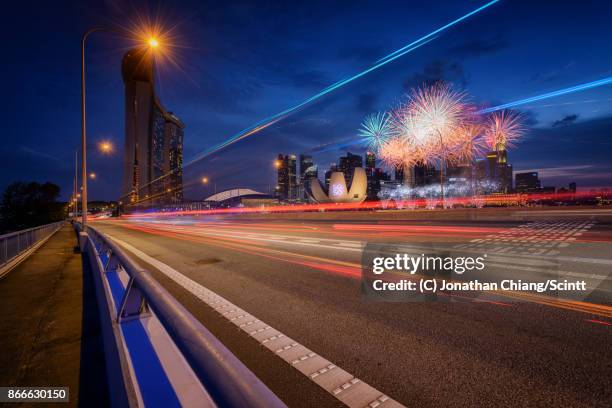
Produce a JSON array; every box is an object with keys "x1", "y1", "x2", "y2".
[
  {"x1": 552, "y1": 114, "x2": 579, "y2": 127},
  {"x1": 524, "y1": 62, "x2": 576, "y2": 84},
  {"x1": 521, "y1": 110, "x2": 539, "y2": 127},
  {"x1": 403, "y1": 60, "x2": 467, "y2": 91},
  {"x1": 289, "y1": 69, "x2": 329, "y2": 89},
  {"x1": 448, "y1": 36, "x2": 508, "y2": 58},
  {"x1": 355, "y1": 92, "x2": 378, "y2": 113},
  {"x1": 338, "y1": 44, "x2": 382, "y2": 63}
]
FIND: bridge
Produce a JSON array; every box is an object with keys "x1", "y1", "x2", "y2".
[{"x1": 1, "y1": 206, "x2": 611, "y2": 407}]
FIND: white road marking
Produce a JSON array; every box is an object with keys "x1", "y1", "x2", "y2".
[
  {"x1": 157, "y1": 225, "x2": 365, "y2": 253},
  {"x1": 110, "y1": 236, "x2": 405, "y2": 408}
]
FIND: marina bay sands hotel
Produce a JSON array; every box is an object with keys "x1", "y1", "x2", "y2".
[{"x1": 120, "y1": 47, "x2": 184, "y2": 207}]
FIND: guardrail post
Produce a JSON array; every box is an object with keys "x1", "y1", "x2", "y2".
[
  {"x1": 104, "y1": 252, "x2": 120, "y2": 273},
  {"x1": 117, "y1": 277, "x2": 150, "y2": 323}
]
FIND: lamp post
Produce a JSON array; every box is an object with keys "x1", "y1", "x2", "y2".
[
  {"x1": 81, "y1": 27, "x2": 158, "y2": 229},
  {"x1": 81, "y1": 28, "x2": 105, "y2": 230}
]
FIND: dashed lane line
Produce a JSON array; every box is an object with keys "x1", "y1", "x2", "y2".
[{"x1": 110, "y1": 236, "x2": 406, "y2": 408}]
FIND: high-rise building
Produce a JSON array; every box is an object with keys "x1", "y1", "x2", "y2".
[
  {"x1": 477, "y1": 149, "x2": 513, "y2": 193},
  {"x1": 394, "y1": 165, "x2": 404, "y2": 184},
  {"x1": 337, "y1": 152, "x2": 362, "y2": 186},
  {"x1": 276, "y1": 154, "x2": 297, "y2": 201},
  {"x1": 413, "y1": 163, "x2": 438, "y2": 186},
  {"x1": 365, "y1": 151, "x2": 376, "y2": 169},
  {"x1": 325, "y1": 164, "x2": 338, "y2": 189},
  {"x1": 299, "y1": 154, "x2": 317, "y2": 200},
  {"x1": 515, "y1": 172, "x2": 541, "y2": 193},
  {"x1": 121, "y1": 47, "x2": 184, "y2": 206}
]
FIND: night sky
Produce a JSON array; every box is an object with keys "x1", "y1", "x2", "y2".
[{"x1": 3, "y1": 0, "x2": 612, "y2": 201}]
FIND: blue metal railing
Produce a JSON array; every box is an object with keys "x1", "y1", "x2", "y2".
[
  {"x1": 79, "y1": 223, "x2": 286, "y2": 407},
  {"x1": 0, "y1": 221, "x2": 64, "y2": 278}
]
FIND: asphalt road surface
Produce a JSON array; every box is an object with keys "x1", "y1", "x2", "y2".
[{"x1": 92, "y1": 210, "x2": 612, "y2": 407}]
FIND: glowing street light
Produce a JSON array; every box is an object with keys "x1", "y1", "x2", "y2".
[
  {"x1": 80, "y1": 26, "x2": 165, "y2": 230},
  {"x1": 274, "y1": 160, "x2": 282, "y2": 169},
  {"x1": 98, "y1": 140, "x2": 114, "y2": 154},
  {"x1": 89, "y1": 172, "x2": 97, "y2": 180},
  {"x1": 202, "y1": 177, "x2": 209, "y2": 184}
]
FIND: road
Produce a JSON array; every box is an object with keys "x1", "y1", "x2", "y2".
[{"x1": 92, "y1": 209, "x2": 612, "y2": 407}]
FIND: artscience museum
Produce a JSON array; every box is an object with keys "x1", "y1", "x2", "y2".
[{"x1": 307, "y1": 167, "x2": 367, "y2": 203}]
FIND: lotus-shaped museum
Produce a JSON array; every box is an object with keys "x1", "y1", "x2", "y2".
[{"x1": 307, "y1": 168, "x2": 367, "y2": 203}]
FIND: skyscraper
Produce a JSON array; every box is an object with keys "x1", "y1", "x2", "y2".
[
  {"x1": 121, "y1": 47, "x2": 184, "y2": 206},
  {"x1": 338, "y1": 152, "x2": 363, "y2": 186},
  {"x1": 276, "y1": 154, "x2": 297, "y2": 201},
  {"x1": 515, "y1": 172, "x2": 541, "y2": 193},
  {"x1": 365, "y1": 151, "x2": 376, "y2": 170},
  {"x1": 477, "y1": 149, "x2": 513, "y2": 193},
  {"x1": 299, "y1": 154, "x2": 317, "y2": 200}
]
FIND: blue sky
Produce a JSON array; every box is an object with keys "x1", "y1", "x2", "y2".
[{"x1": 2, "y1": 0, "x2": 612, "y2": 200}]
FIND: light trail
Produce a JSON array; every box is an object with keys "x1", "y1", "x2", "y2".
[
  {"x1": 376, "y1": 0, "x2": 500, "y2": 63},
  {"x1": 120, "y1": 189, "x2": 610, "y2": 220},
  {"x1": 123, "y1": 1, "x2": 501, "y2": 201},
  {"x1": 479, "y1": 76, "x2": 612, "y2": 113},
  {"x1": 185, "y1": 39, "x2": 435, "y2": 165},
  {"x1": 186, "y1": 1, "x2": 501, "y2": 164}
]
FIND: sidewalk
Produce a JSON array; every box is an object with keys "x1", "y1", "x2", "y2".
[{"x1": 0, "y1": 225, "x2": 108, "y2": 407}]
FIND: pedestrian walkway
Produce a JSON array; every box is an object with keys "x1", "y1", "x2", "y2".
[{"x1": 0, "y1": 224, "x2": 108, "y2": 407}]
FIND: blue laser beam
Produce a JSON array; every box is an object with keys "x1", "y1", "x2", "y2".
[
  {"x1": 185, "y1": 38, "x2": 434, "y2": 166},
  {"x1": 376, "y1": 0, "x2": 500, "y2": 64},
  {"x1": 185, "y1": 1, "x2": 501, "y2": 165},
  {"x1": 478, "y1": 76, "x2": 612, "y2": 114}
]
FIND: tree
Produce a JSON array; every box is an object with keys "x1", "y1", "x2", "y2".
[{"x1": 0, "y1": 182, "x2": 65, "y2": 233}]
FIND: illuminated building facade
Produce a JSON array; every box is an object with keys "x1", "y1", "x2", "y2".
[
  {"x1": 338, "y1": 152, "x2": 363, "y2": 186},
  {"x1": 121, "y1": 47, "x2": 184, "y2": 206},
  {"x1": 276, "y1": 154, "x2": 297, "y2": 201},
  {"x1": 299, "y1": 154, "x2": 317, "y2": 201},
  {"x1": 515, "y1": 172, "x2": 541, "y2": 193}
]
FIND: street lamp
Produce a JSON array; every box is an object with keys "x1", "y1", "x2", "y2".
[
  {"x1": 202, "y1": 177, "x2": 209, "y2": 184},
  {"x1": 89, "y1": 172, "x2": 97, "y2": 180},
  {"x1": 81, "y1": 28, "x2": 160, "y2": 230},
  {"x1": 98, "y1": 140, "x2": 114, "y2": 154}
]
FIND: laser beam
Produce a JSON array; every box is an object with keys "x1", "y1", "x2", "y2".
[
  {"x1": 186, "y1": 39, "x2": 434, "y2": 166},
  {"x1": 126, "y1": 1, "x2": 502, "y2": 199},
  {"x1": 376, "y1": 0, "x2": 500, "y2": 64},
  {"x1": 479, "y1": 76, "x2": 612, "y2": 114},
  {"x1": 186, "y1": 1, "x2": 501, "y2": 165}
]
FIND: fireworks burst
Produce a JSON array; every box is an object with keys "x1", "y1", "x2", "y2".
[
  {"x1": 405, "y1": 82, "x2": 467, "y2": 148},
  {"x1": 379, "y1": 136, "x2": 412, "y2": 168},
  {"x1": 485, "y1": 110, "x2": 525, "y2": 151},
  {"x1": 447, "y1": 121, "x2": 487, "y2": 164},
  {"x1": 358, "y1": 112, "x2": 392, "y2": 150},
  {"x1": 386, "y1": 82, "x2": 469, "y2": 166}
]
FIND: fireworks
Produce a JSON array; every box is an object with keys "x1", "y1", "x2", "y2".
[
  {"x1": 388, "y1": 83, "x2": 470, "y2": 166},
  {"x1": 358, "y1": 112, "x2": 392, "y2": 150},
  {"x1": 379, "y1": 135, "x2": 411, "y2": 168},
  {"x1": 361, "y1": 82, "x2": 526, "y2": 200},
  {"x1": 486, "y1": 110, "x2": 525, "y2": 151},
  {"x1": 405, "y1": 82, "x2": 468, "y2": 147}
]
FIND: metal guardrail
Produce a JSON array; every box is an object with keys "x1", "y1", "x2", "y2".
[
  {"x1": 0, "y1": 221, "x2": 64, "y2": 277},
  {"x1": 79, "y1": 223, "x2": 286, "y2": 408}
]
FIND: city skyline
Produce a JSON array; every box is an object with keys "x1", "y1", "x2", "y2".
[{"x1": 2, "y1": 0, "x2": 612, "y2": 201}]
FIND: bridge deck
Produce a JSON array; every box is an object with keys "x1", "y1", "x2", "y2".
[{"x1": 0, "y1": 225, "x2": 108, "y2": 407}]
